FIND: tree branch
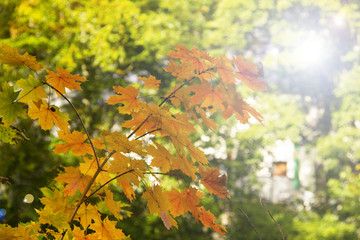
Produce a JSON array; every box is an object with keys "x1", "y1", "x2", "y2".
[
  {"x1": 226, "y1": 196, "x2": 263, "y2": 240},
  {"x1": 260, "y1": 197, "x2": 285, "y2": 240}
]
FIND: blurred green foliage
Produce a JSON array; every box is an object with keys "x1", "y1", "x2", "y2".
[{"x1": 1, "y1": 0, "x2": 360, "y2": 239}]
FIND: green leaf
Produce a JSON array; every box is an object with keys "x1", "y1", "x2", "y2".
[
  {"x1": 0, "y1": 124, "x2": 22, "y2": 144},
  {"x1": 0, "y1": 82, "x2": 26, "y2": 126},
  {"x1": 16, "y1": 75, "x2": 47, "y2": 103}
]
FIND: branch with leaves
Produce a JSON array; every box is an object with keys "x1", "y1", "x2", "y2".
[{"x1": 0, "y1": 43, "x2": 266, "y2": 239}]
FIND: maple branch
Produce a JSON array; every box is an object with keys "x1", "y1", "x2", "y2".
[
  {"x1": 85, "y1": 169, "x2": 134, "y2": 200},
  {"x1": 260, "y1": 198, "x2": 285, "y2": 240},
  {"x1": 128, "y1": 67, "x2": 214, "y2": 139},
  {"x1": 41, "y1": 80, "x2": 102, "y2": 171},
  {"x1": 134, "y1": 128, "x2": 161, "y2": 140},
  {"x1": 226, "y1": 196, "x2": 263, "y2": 240}
]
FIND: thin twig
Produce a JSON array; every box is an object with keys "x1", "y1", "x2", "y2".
[
  {"x1": 260, "y1": 197, "x2": 285, "y2": 240},
  {"x1": 85, "y1": 169, "x2": 134, "y2": 200},
  {"x1": 127, "y1": 67, "x2": 214, "y2": 139},
  {"x1": 226, "y1": 196, "x2": 263, "y2": 240},
  {"x1": 135, "y1": 128, "x2": 161, "y2": 140},
  {"x1": 42, "y1": 81, "x2": 102, "y2": 170}
]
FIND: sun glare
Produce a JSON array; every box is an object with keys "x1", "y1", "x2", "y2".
[{"x1": 293, "y1": 33, "x2": 327, "y2": 68}]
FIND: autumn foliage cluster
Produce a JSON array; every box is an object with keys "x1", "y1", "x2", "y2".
[{"x1": 0, "y1": 43, "x2": 266, "y2": 239}]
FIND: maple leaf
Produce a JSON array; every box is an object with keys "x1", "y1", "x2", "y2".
[
  {"x1": 104, "y1": 188, "x2": 122, "y2": 220},
  {"x1": 163, "y1": 60, "x2": 195, "y2": 81},
  {"x1": 108, "y1": 152, "x2": 145, "y2": 186},
  {"x1": 16, "y1": 75, "x2": 47, "y2": 103},
  {"x1": 36, "y1": 207, "x2": 69, "y2": 232},
  {"x1": 105, "y1": 131, "x2": 143, "y2": 155},
  {"x1": 90, "y1": 217, "x2": 127, "y2": 240},
  {"x1": 181, "y1": 187, "x2": 203, "y2": 220},
  {"x1": 187, "y1": 143, "x2": 208, "y2": 165},
  {"x1": 46, "y1": 67, "x2": 87, "y2": 97},
  {"x1": 195, "y1": 106, "x2": 217, "y2": 131},
  {"x1": 219, "y1": 85, "x2": 263, "y2": 124},
  {"x1": 198, "y1": 206, "x2": 227, "y2": 235},
  {"x1": 28, "y1": 100, "x2": 70, "y2": 130},
  {"x1": 106, "y1": 85, "x2": 142, "y2": 114},
  {"x1": 199, "y1": 166, "x2": 229, "y2": 198},
  {"x1": 213, "y1": 56, "x2": 236, "y2": 83},
  {"x1": 0, "y1": 43, "x2": 43, "y2": 70},
  {"x1": 39, "y1": 190, "x2": 75, "y2": 218},
  {"x1": 0, "y1": 82, "x2": 26, "y2": 126},
  {"x1": 122, "y1": 111, "x2": 156, "y2": 136},
  {"x1": 165, "y1": 189, "x2": 186, "y2": 217},
  {"x1": 71, "y1": 227, "x2": 97, "y2": 240},
  {"x1": 119, "y1": 180, "x2": 136, "y2": 201},
  {"x1": 168, "y1": 45, "x2": 213, "y2": 73},
  {"x1": 171, "y1": 152, "x2": 197, "y2": 180},
  {"x1": 233, "y1": 56, "x2": 267, "y2": 91},
  {"x1": 139, "y1": 75, "x2": 161, "y2": 90},
  {"x1": 78, "y1": 204, "x2": 100, "y2": 228},
  {"x1": 146, "y1": 143, "x2": 173, "y2": 172},
  {"x1": 53, "y1": 130, "x2": 93, "y2": 156},
  {"x1": 142, "y1": 184, "x2": 177, "y2": 231},
  {"x1": 79, "y1": 157, "x2": 110, "y2": 185},
  {"x1": 0, "y1": 222, "x2": 40, "y2": 240},
  {"x1": 54, "y1": 167, "x2": 92, "y2": 196},
  {"x1": 190, "y1": 82, "x2": 224, "y2": 111}
]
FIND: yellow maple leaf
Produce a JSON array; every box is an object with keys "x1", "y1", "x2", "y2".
[
  {"x1": 28, "y1": 100, "x2": 69, "y2": 130},
  {"x1": 90, "y1": 217, "x2": 127, "y2": 240},
  {"x1": 146, "y1": 143, "x2": 173, "y2": 172},
  {"x1": 142, "y1": 185, "x2": 171, "y2": 215},
  {"x1": 0, "y1": 43, "x2": 43, "y2": 70},
  {"x1": 54, "y1": 167, "x2": 92, "y2": 196},
  {"x1": 77, "y1": 204, "x2": 100, "y2": 228},
  {"x1": 0, "y1": 222, "x2": 40, "y2": 240},
  {"x1": 105, "y1": 131, "x2": 143, "y2": 155},
  {"x1": 53, "y1": 130, "x2": 93, "y2": 156},
  {"x1": 46, "y1": 67, "x2": 87, "y2": 97}
]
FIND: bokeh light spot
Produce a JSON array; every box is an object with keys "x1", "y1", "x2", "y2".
[
  {"x1": 24, "y1": 194, "x2": 34, "y2": 204},
  {"x1": 0, "y1": 209, "x2": 6, "y2": 220}
]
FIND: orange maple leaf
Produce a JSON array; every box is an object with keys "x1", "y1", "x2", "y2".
[
  {"x1": 28, "y1": 100, "x2": 69, "y2": 130},
  {"x1": 53, "y1": 130, "x2": 93, "y2": 156},
  {"x1": 0, "y1": 43, "x2": 43, "y2": 70},
  {"x1": 46, "y1": 67, "x2": 87, "y2": 96},
  {"x1": 213, "y1": 56, "x2": 236, "y2": 83},
  {"x1": 168, "y1": 45, "x2": 213, "y2": 73},
  {"x1": 139, "y1": 75, "x2": 161, "y2": 90},
  {"x1": 106, "y1": 85, "x2": 142, "y2": 114},
  {"x1": 199, "y1": 206, "x2": 227, "y2": 235},
  {"x1": 233, "y1": 56, "x2": 267, "y2": 91},
  {"x1": 219, "y1": 85, "x2": 263, "y2": 124},
  {"x1": 190, "y1": 82, "x2": 224, "y2": 111},
  {"x1": 199, "y1": 166, "x2": 229, "y2": 198},
  {"x1": 163, "y1": 60, "x2": 196, "y2": 81},
  {"x1": 119, "y1": 180, "x2": 136, "y2": 201},
  {"x1": 54, "y1": 167, "x2": 92, "y2": 196}
]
